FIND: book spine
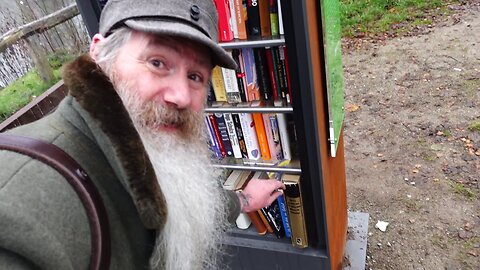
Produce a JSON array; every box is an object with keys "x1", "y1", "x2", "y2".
[
  {"x1": 242, "y1": 48, "x2": 261, "y2": 101},
  {"x1": 232, "y1": 113, "x2": 249, "y2": 158},
  {"x1": 277, "y1": 0, "x2": 284, "y2": 35},
  {"x1": 281, "y1": 45, "x2": 293, "y2": 105},
  {"x1": 265, "y1": 47, "x2": 279, "y2": 101},
  {"x1": 269, "y1": 0, "x2": 279, "y2": 36},
  {"x1": 277, "y1": 194, "x2": 292, "y2": 238},
  {"x1": 232, "y1": 49, "x2": 248, "y2": 102},
  {"x1": 238, "y1": 112, "x2": 260, "y2": 160},
  {"x1": 228, "y1": 0, "x2": 239, "y2": 39},
  {"x1": 253, "y1": 47, "x2": 272, "y2": 101},
  {"x1": 208, "y1": 114, "x2": 227, "y2": 157},
  {"x1": 224, "y1": 113, "x2": 243, "y2": 158},
  {"x1": 252, "y1": 112, "x2": 271, "y2": 160},
  {"x1": 246, "y1": 0, "x2": 261, "y2": 37},
  {"x1": 214, "y1": 113, "x2": 234, "y2": 157},
  {"x1": 263, "y1": 200, "x2": 286, "y2": 238},
  {"x1": 247, "y1": 211, "x2": 267, "y2": 235},
  {"x1": 215, "y1": 0, "x2": 235, "y2": 41},
  {"x1": 257, "y1": 209, "x2": 274, "y2": 233},
  {"x1": 204, "y1": 116, "x2": 223, "y2": 158},
  {"x1": 284, "y1": 175, "x2": 308, "y2": 248},
  {"x1": 258, "y1": 0, "x2": 271, "y2": 37},
  {"x1": 207, "y1": 83, "x2": 216, "y2": 103},
  {"x1": 233, "y1": 0, "x2": 248, "y2": 39},
  {"x1": 262, "y1": 113, "x2": 283, "y2": 161},
  {"x1": 275, "y1": 109, "x2": 291, "y2": 160},
  {"x1": 211, "y1": 66, "x2": 228, "y2": 102},
  {"x1": 221, "y1": 66, "x2": 242, "y2": 104}
]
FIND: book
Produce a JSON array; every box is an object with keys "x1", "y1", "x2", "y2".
[
  {"x1": 233, "y1": 0, "x2": 248, "y2": 39},
  {"x1": 246, "y1": 0, "x2": 261, "y2": 38},
  {"x1": 282, "y1": 174, "x2": 308, "y2": 248},
  {"x1": 207, "y1": 83, "x2": 216, "y2": 103},
  {"x1": 262, "y1": 113, "x2": 283, "y2": 161},
  {"x1": 232, "y1": 113, "x2": 249, "y2": 158},
  {"x1": 232, "y1": 49, "x2": 248, "y2": 102},
  {"x1": 247, "y1": 211, "x2": 267, "y2": 235},
  {"x1": 241, "y1": 48, "x2": 261, "y2": 101},
  {"x1": 211, "y1": 66, "x2": 228, "y2": 102},
  {"x1": 215, "y1": 0, "x2": 235, "y2": 42},
  {"x1": 254, "y1": 171, "x2": 285, "y2": 238},
  {"x1": 265, "y1": 47, "x2": 280, "y2": 101},
  {"x1": 257, "y1": 209, "x2": 274, "y2": 233},
  {"x1": 253, "y1": 47, "x2": 273, "y2": 101},
  {"x1": 208, "y1": 113, "x2": 227, "y2": 157},
  {"x1": 269, "y1": 0, "x2": 279, "y2": 37},
  {"x1": 214, "y1": 113, "x2": 234, "y2": 156},
  {"x1": 221, "y1": 64, "x2": 242, "y2": 104},
  {"x1": 251, "y1": 101, "x2": 271, "y2": 160},
  {"x1": 228, "y1": 0, "x2": 239, "y2": 39},
  {"x1": 204, "y1": 116, "x2": 223, "y2": 159},
  {"x1": 279, "y1": 45, "x2": 293, "y2": 105},
  {"x1": 258, "y1": 0, "x2": 271, "y2": 37},
  {"x1": 277, "y1": 0, "x2": 284, "y2": 35},
  {"x1": 274, "y1": 100, "x2": 292, "y2": 160},
  {"x1": 238, "y1": 111, "x2": 261, "y2": 160},
  {"x1": 223, "y1": 113, "x2": 243, "y2": 158}
]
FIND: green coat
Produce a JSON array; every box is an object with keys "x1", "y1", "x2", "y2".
[{"x1": 0, "y1": 55, "x2": 240, "y2": 269}]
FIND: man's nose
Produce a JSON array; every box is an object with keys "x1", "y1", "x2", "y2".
[{"x1": 162, "y1": 74, "x2": 192, "y2": 109}]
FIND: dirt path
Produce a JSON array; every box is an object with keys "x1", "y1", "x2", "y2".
[{"x1": 343, "y1": 3, "x2": 480, "y2": 270}]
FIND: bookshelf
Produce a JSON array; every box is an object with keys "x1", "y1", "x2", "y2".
[{"x1": 76, "y1": 0, "x2": 347, "y2": 269}]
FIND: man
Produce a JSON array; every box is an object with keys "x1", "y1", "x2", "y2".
[{"x1": 0, "y1": 0, "x2": 285, "y2": 269}]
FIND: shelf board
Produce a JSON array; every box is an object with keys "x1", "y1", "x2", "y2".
[
  {"x1": 204, "y1": 106, "x2": 293, "y2": 113},
  {"x1": 219, "y1": 36, "x2": 285, "y2": 49},
  {"x1": 212, "y1": 161, "x2": 301, "y2": 174},
  {"x1": 224, "y1": 226, "x2": 327, "y2": 257}
]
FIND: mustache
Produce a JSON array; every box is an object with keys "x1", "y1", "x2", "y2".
[{"x1": 137, "y1": 101, "x2": 195, "y2": 131}]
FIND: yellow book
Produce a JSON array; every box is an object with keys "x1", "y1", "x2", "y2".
[{"x1": 211, "y1": 66, "x2": 227, "y2": 102}]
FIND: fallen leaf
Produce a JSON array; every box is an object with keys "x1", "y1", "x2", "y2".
[
  {"x1": 431, "y1": 144, "x2": 443, "y2": 151},
  {"x1": 412, "y1": 169, "x2": 419, "y2": 173},
  {"x1": 345, "y1": 103, "x2": 360, "y2": 112},
  {"x1": 464, "y1": 223, "x2": 474, "y2": 231},
  {"x1": 408, "y1": 219, "x2": 415, "y2": 223},
  {"x1": 467, "y1": 250, "x2": 478, "y2": 257}
]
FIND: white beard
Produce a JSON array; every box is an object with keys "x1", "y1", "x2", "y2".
[{"x1": 112, "y1": 77, "x2": 228, "y2": 270}]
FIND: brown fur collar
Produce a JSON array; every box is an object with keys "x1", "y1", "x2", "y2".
[{"x1": 62, "y1": 54, "x2": 166, "y2": 230}]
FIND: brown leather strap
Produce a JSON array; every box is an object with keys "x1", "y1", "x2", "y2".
[{"x1": 0, "y1": 134, "x2": 111, "y2": 270}]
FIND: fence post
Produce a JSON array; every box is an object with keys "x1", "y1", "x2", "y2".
[{"x1": 24, "y1": 38, "x2": 54, "y2": 84}]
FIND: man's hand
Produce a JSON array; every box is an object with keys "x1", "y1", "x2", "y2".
[{"x1": 237, "y1": 178, "x2": 286, "y2": 213}]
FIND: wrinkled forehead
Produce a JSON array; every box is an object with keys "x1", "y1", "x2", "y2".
[{"x1": 130, "y1": 31, "x2": 213, "y2": 67}]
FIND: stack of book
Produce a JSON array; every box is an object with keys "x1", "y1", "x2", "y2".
[
  {"x1": 214, "y1": 0, "x2": 284, "y2": 41},
  {"x1": 222, "y1": 169, "x2": 308, "y2": 249}
]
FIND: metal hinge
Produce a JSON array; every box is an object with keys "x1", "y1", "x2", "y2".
[{"x1": 328, "y1": 120, "x2": 337, "y2": 158}]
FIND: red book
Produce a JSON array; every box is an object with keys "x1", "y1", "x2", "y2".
[
  {"x1": 214, "y1": 0, "x2": 234, "y2": 42},
  {"x1": 265, "y1": 47, "x2": 279, "y2": 101},
  {"x1": 282, "y1": 46, "x2": 293, "y2": 105},
  {"x1": 208, "y1": 114, "x2": 227, "y2": 157}
]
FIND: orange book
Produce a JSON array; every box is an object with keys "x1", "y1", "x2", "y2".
[
  {"x1": 247, "y1": 211, "x2": 267, "y2": 235},
  {"x1": 251, "y1": 102, "x2": 271, "y2": 160},
  {"x1": 257, "y1": 210, "x2": 274, "y2": 233},
  {"x1": 233, "y1": 0, "x2": 248, "y2": 39},
  {"x1": 258, "y1": 0, "x2": 271, "y2": 37}
]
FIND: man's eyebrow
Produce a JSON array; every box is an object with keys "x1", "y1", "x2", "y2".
[{"x1": 147, "y1": 37, "x2": 212, "y2": 67}]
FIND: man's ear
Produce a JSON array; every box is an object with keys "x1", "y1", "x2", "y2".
[{"x1": 89, "y1": 34, "x2": 106, "y2": 61}]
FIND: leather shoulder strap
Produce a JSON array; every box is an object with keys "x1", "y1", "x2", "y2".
[{"x1": 0, "y1": 134, "x2": 110, "y2": 270}]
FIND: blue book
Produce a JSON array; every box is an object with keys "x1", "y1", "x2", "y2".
[
  {"x1": 277, "y1": 194, "x2": 291, "y2": 238},
  {"x1": 204, "y1": 116, "x2": 223, "y2": 159}
]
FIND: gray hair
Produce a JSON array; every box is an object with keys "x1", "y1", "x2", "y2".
[{"x1": 95, "y1": 27, "x2": 133, "y2": 76}]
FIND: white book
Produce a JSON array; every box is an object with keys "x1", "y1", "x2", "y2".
[
  {"x1": 228, "y1": 0, "x2": 239, "y2": 39},
  {"x1": 224, "y1": 113, "x2": 243, "y2": 158},
  {"x1": 238, "y1": 112, "x2": 261, "y2": 160},
  {"x1": 278, "y1": 0, "x2": 284, "y2": 35},
  {"x1": 263, "y1": 113, "x2": 283, "y2": 161},
  {"x1": 274, "y1": 100, "x2": 291, "y2": 160},
  {"x1": 221, "y1": 52, "x2": 241, "y2": 104}
]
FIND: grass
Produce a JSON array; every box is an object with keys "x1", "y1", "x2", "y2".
[
  {"x1": 449, "y1": 180, "x2": 477, "y2": 200},
  {"x1": 0, "y1": 51, "x2": 74, "y2": 122},
  {"x1": 468, "y1": 120, "x2": 480, "y2": 132},
  {"x1": 339, "y1": 0, "x2": 459, "y2": 37}
]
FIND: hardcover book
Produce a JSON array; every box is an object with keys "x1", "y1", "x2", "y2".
[
  {"x1": 232, "y1": 49, "x2": 248, "y2": 102},
  {"x1": 214, "y1": 113, "x2": 234, "y2": 157},
  {"x1": 241, "y1": 48, "x2": 261, "y2": 101},
  {"x1": 253, "y1": 47, "x2": 273, "y2": 101},
  {"x1": 214, "y1": 0, "x2": 235, "y2": 41},
  {"x1": 258, "y1": 0, "x2": 271, "y2": 37},
  {"x1": 246, "y1": 0, "x2": 261, "y2": 37},
  {"x1": 211, "y1": 66, "x2": 228, "y2": 102},
  {"x1": 223, "y1": 113, "x2": 243, "y2": 158},
  {"x1": 274, "y1": 100, "x2": 292, "y2": 160},
  {"x1": 282, "y1": 174, "x2": 308, "y2": 248},
  {"x1": 233, "y1": 0, "x2": 248, "y2": 39},
  {"x1": 269, "y1": 0, "x2": 279, "y2": 36}
]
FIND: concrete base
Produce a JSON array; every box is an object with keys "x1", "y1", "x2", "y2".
[{"x1": 343, "y1": 211, "x2": 369, "y2": 270}]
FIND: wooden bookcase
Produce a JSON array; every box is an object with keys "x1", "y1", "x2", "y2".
[{"x1": 76, "y1": 0, "x2": 347, "y2": 269}]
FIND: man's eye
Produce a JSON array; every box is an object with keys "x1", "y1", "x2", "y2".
[
  {"x1": 150, "y1": 59, "x2": 165, "y2": 68},
  {"x1": 189, "y1": 73, "x2": 203, "y2": 83}
]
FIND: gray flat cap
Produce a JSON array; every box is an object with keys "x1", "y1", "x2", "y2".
[{"x1": 99, "y1": 0, "x2": 236, "y2": 69}]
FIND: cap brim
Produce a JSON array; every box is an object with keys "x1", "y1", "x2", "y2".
[{"x1": 124, "y1": 19, "x2": 237, "y2": 69}]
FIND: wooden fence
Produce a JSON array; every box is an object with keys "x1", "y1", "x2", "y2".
[{"x1": 0, "y1": 80, "x2": 67, "y2": 132}]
